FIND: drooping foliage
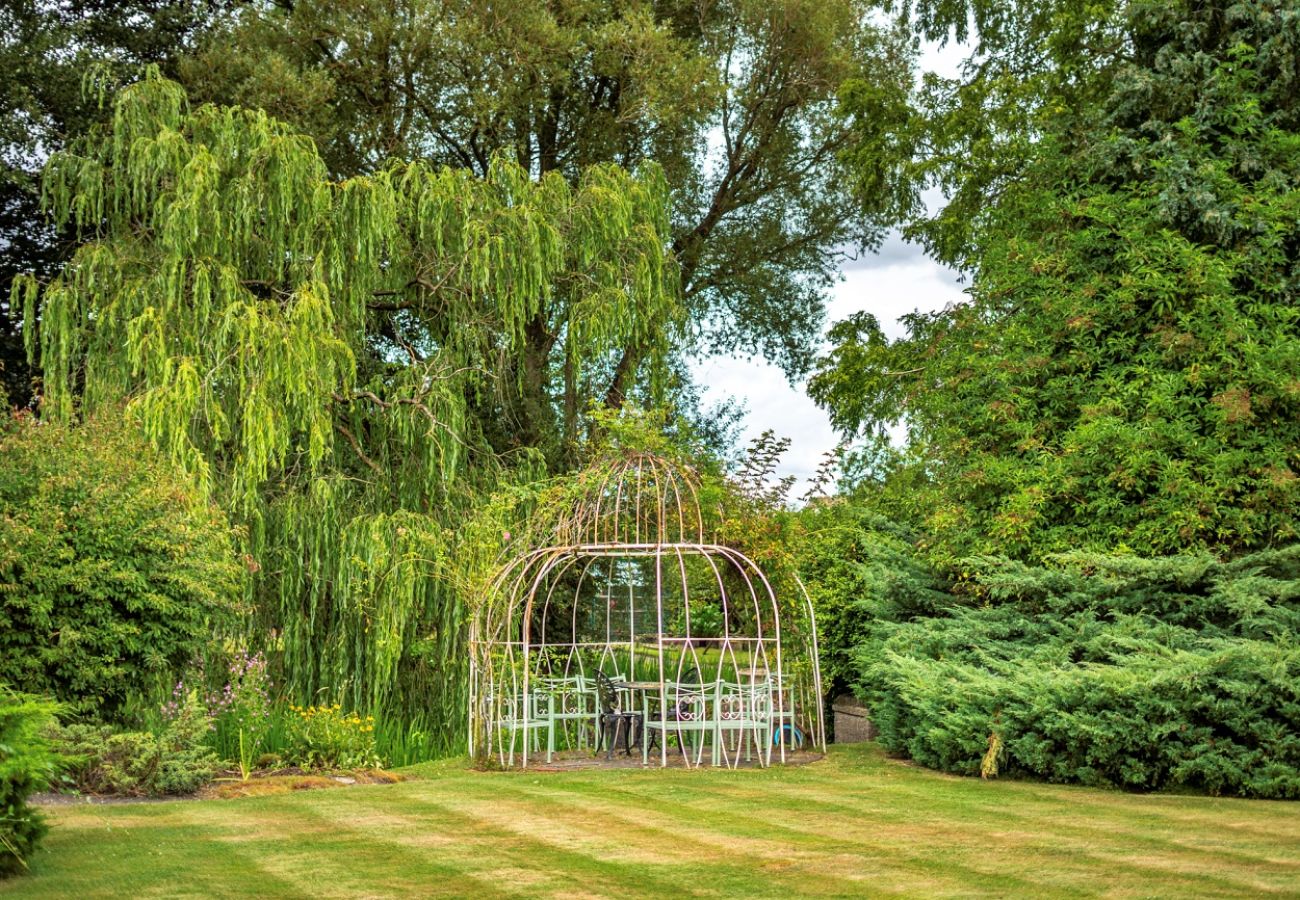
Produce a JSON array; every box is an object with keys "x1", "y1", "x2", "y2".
[
  {"x1": 819, "y1": 0, "x2": 1300, "y2": 562},
  {"x1": 15, "y1": 73, "x2": 681, "y2": 747},
  {"x1": 857, "y1": 547, "x2": 1300, "y2": 798},
  {"x1": 0, "y1": 413, "x2": 242, "y2": 718}
]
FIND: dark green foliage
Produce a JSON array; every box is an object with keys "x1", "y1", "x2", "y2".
[
  {"x1": 822, "y1": 0, "x2": 1300, "y2": 562},
  {"x1": 0, "y1": 1, "x2": 228, "y2": 406},
  {"x1": 794, "y1": 499, "x2": 949, "y2": 697},
  {"x1": 180, "y1": 0, "x2": 913, "y2": 396},
  {"x1": 49, "y1": 691, "x2": 220, "y2": 796},
  {"x1": 0, "y1": 688, "x2": 60, "y2": 877},
  {"x1": 859, "y1": 547, "x2": 1300, "y2": 798},
  {"x1": 0, "y1": 414, "x2": 243, "y2": 717}
]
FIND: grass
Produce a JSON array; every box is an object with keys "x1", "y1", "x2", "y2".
[{"x1": 6, "y1": 744, "x2": 1299, "y2": 898}]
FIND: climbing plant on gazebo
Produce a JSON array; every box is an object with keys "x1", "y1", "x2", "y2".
[{"x1": 465, "y1": 426, "x2": 826, "y2": 768}]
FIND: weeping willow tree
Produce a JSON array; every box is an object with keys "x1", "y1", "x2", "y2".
[{"x1": 13, "y1": 70, "x2": 681, "y2": 746}]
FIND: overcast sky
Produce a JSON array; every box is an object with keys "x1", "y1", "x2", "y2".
[{"x1": 692, "y1": 38, "x2": 969, "y2": 493}]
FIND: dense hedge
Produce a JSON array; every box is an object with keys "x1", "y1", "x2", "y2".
[
  {"x1": 856, "y1": 548, "x2": 1300, "y2": 798},
  {"x1": 0, "y1": 689, "x2": 60, "y2": 877},
  {"x1": 0, "y1": 415, "x2": 243, "y2": 718}
]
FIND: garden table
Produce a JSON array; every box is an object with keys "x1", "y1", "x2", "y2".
[{"x1": 615, "y1": 681, "x2": 662, "y2": 730}]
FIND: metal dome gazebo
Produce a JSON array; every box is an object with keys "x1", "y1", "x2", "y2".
[{"x1": 468, "y1": 452, "x2": 825, "y2": 768}]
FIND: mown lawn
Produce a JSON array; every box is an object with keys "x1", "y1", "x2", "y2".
[{"x1": 6, "y1": 744, "x2": 1299, "y2": 898}]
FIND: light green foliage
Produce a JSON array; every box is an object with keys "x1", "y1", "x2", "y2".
[
  {"x1": 0, "y1": 413, "x2": 242, "y2": 718},
  {"x1": 284, "y1": 705, "x2": 382, "y2": 772},
  {"x1": 822, "y1": 0, "x2": 1300, "y2": 561},
  {"x1": 49, "y1": 692, "x2": 220, "y2": 797},
  {"x1": 20, "y1": 69, "x2": 679, "y2": 503},
  {"x1": 0, "y1": 689, "x2": 60, "y2": 877},
  {"x1": 16, "y1": 73, "x2": 681, "y2": 747},
  {"x1": 859, "y1": 546, "x2": 1300, "y2": 798}
]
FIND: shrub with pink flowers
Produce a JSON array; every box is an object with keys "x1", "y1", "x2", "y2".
[{"x1": 206, "y1": 651, "x2": 273, "y2": 780}]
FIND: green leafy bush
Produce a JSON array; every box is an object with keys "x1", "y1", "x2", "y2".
[
  {"x1": 857, "y1": 547, "x2": 1300, "y2": 798},
  {"x1": 50, "y1": 690, "x2": 219, "y2": 796},
  {"x1": 0, "y1": 688, "x2": 60, "y2": 877},
  {"x1": 0, "y1": 414, "x2": 243, "y2": 717},
  {"x1": 285, "y1": 704, "x2": 382, "y2": 770}
]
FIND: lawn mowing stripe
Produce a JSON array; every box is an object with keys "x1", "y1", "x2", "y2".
[
  {"x1": 799, "y1": 776, "x2": 1300, "y2": 867},
  {"x1": 697, "y1": 776, "x2": 1300, "y2": 895},
  {"x1": 677, "y1": 777, "x2": 1294, "y2": 894},
  {"x1": 458, "y1": 777, "x2": 882, "y2": 896},
  {"x1": 501, "y1": 787, "x2": 1004, "y2": 897},
  {"x1": 227, "y1": 791, "x2": 509, "y2": 897},
  {"x1": 492, "y1": 774, "x2": 1052, "y2": 896},
  {"x1": 362, "y1": 785, "x2": 704, "y2": 896},
  {"x1": 688, "y1": 755, "x2": 1300, "y2": 849},
  {"x1": 13, "y1": 802, "x2": 305, "y2": 899},
  {"x1": 13, "y1": 746, "x2": 1300, "y2": 899},
  {"x1": 168, "y1": 798, "x2": 394, "y2": 899},
  {"x1": 519, "y1": 763, "x2": 1294, "y2": 897}
]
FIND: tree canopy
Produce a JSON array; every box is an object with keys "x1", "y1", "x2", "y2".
[
  {"x1": 178, "y1": 0, "x2": 915, "y2": 411},
  {"x1": 817, "y1": 0, "x2": 1300, "y2": 562},
  {"x1": 15, "y1": 71, "x2": 681, "y2": 735}
]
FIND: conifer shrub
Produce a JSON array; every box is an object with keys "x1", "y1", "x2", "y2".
[
  {"x1": 49, "y1": 689, "x2": 219, "y2": 797},
  {"x1": 856, "y1": 547, "x2": 1300, "y2": 798},
  {"x1": 0, "y1": 688, "x2": 60, "y2": 877}
]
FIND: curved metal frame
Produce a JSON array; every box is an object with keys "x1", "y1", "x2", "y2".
[{"x1": 468, "y1": 454, "x2": 826, "y2": 768}]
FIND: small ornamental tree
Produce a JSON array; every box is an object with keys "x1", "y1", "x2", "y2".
[{"x1": 0, "y1": 413, "x2": 242, "y2": 717}]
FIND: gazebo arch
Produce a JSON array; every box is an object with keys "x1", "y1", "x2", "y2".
[{"x1": 469, "y1": 452, "x2": 826, "y2": 768}]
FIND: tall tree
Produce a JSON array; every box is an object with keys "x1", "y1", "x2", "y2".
[
  {"x1": 816, "y1": 0, "x2": 1300, "y2": 561},
  {"x1": 16, "y1": 73, "x2": 680, "y2": 733},
  {"x1": 177, "y1": 0, "x2": 913, "y2": 458}
]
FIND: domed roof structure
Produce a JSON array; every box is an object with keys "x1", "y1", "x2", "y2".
[{"x1": 551, "y1": 451, "x2": 709, "y2": 546}]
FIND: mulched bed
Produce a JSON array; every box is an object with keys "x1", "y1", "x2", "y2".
[{"x1": 31, "y1": 769, "x2": 403, "y2": 805}]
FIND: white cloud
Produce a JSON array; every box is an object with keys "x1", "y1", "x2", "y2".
[
  {"x1": 692, "y1": 241, "x2": 965, "y2": 491},
  {"x1": 690, "y1": 38, "x2": 970, "y2": 494}
]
